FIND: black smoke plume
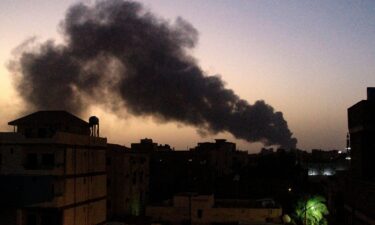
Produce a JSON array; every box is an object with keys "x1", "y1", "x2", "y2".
[{"x1": 12, "y1": 0, "x2": 297, "y2": 148}]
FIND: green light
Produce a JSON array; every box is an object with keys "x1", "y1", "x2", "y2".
[
  {"x1": 295, "y1": 195, "x2": 329, "y2": 225},
  {"x1": 130, "y1": 196, "x2": 141, "y2": 216}
]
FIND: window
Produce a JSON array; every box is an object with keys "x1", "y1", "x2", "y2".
[
  {"x1": 41, "y1": 213, "x2": 59, "y2": 225},
  {"x1": 197, "y1": 209, "x2": 203, "y2": 219},
  {"x1": 26, "y1": 214, "x2": 37, "y2": 225},
  {"x1": 41, "y1": 153, "x2": 55, "y2": 168},
  {"x1": 38, "y1": 128, "x2": 47, "y2": 138},
  {"x1": 25, "y1": 153, "x2": 38, "y2": 170},
  {"x1": 25, "y1": 128, "x2": 33, "y2": 137},
  {"x1": 107, "y1": 200, "x2": 112, "y2": 209},
  {"x1": 139, "y1": 171, "x2": 143, "y2": 183},
  {"x1": 53, "y1": 180, "x2": 65, "y2": 196},
  {"x1": 24, "y1": 153, "x2": 55, "y2": 170},
  {"x1": 132, "y1": 172, "x2": 137, "y2": 185}
]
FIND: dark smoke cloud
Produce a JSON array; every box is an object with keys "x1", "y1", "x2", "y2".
[{"x1": 12, "y1": 0, "x2": 297, "y2": 149}]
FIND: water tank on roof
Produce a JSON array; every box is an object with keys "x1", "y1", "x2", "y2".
[
  {"x1": 89, "y1": 116, "x2": 99, "y2": 125},
  {"x1": 89, "y1": 116, "x2": 99, "y2": 137}
]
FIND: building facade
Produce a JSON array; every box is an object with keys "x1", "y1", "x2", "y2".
[
  {"x1": 146, "y1": 194, "x2": 282, "y2": 225},
  {"x1": 0, "y1": 111, "x2": 107, "y2": 225},
  {"x1": 106, "y1": 144, "x2": 149, "y2": 220},
  {"x1": 344, "y1": 88, "x2": 375, "y2": 225}
]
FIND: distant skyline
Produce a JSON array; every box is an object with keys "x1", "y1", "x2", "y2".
[{"x1": 1, "y1": 0, "x2": 375, "y2": 152}]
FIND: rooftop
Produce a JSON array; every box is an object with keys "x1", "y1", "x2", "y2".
[{"x1": 8, "y1": 110, "x2": 88, "y2": 127}]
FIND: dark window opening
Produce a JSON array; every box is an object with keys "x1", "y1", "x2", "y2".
[
  {"x1": 53, "y1": 180, "x2": 64, "y2": 196},
  {"x1": 38, "y1": 128, "x2": 47, "y2": 138},
  {"x1": 10, "y1": 148, "x2": 14, "y2": 154},
  {"x1": 106, "y1": 157, "x2": 111, "y2": 166},
  {"x1": 25, "y1": 153, "x2": 38, "y2": 170},
  {"x1": 26, "y1": 214, "x2": 37, "y2": 225},
  {"x1": 25, "y1": 128, "x2": 33, "y2": 137},
  {"x1": 41, "y1": 153, "x2": 55, "y2": 169},
  {"x1": 41, "y1": 213, "x2": 60, "y2": 225},
  {"x1": 197, "y1": 209, "x2": 203, "y2": 219},
  {"x1": 139, "y1": 171, "x2": 144, "y2": 183},
  {"x1": 132, "y1": 174, "x2": 137, "y2": 185}
]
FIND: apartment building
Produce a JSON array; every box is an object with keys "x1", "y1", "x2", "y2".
[
  {"x1": 0, "y1": 111, "x2": 107, "y2": 225},
  {"x1": 344, "y1": 88, "x2": 375, "y2": 224},
  {"x1": 107, "y1": 144, "x2": 149, "y2": 220}
]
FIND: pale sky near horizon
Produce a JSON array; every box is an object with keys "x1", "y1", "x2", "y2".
[{"x1": 1, "y1": 0, "x2": 375, "y2": 152}]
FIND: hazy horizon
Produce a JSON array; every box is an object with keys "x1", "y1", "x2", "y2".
[{"x1": 1, "y1": 0, "x2": 375, "y2": 152}]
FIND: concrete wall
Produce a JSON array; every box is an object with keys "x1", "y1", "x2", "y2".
[
  {"x1": 191, "y1": 207, "x2": 281, "y2": 224},
  {"x1": 147, "y1": 205, "x2": 281, "y2": 225},
  {"x1": 0, "y1": 132, "x2": 107, "y2": 147},
  {"x1": 65, "y1": 147, "x2": 106, "y2": 175},
  {"x1": 62, "y1": 199, "x2": 106, "y2": 225},
  {"x1": 146, "y1": 195, "x2": 282, "y2": 225},
  {"x1": 146, "y1": 206, "x2": 190, "y2": 223},
  {"x1": 33, "y1": 175, "x2": 107, "y2": 208},
  {"x1": 0, "y1": 145, "x2": 65, "y2": 175},
  {"x1": 0, "y1": 145, "x2": 106, "y2": 176}
]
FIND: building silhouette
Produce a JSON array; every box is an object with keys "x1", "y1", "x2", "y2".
[
  {"x1": 1, "y1": 109, "x2": 356, "y2": 225},
  {"x1": 146, "y1": 194, "x2": 282, "y2": 224},
  {"x1": 343, "y1": 87, "x2": 375, "y2": 224},
  {"x1": 0, "y1": 111, "x2": 107, "y2": 225},
  {"x1": 106, "y1": 144, "x2": 149, "y2": 220}
]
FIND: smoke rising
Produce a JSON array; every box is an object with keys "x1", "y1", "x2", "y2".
[{"x1": 12, "y1": 0, "x2": 297, "y2": 149}]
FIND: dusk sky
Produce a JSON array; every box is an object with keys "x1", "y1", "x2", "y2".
[{"x1": 1, "y1": 0, "x2": 375, "y2": 152}]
